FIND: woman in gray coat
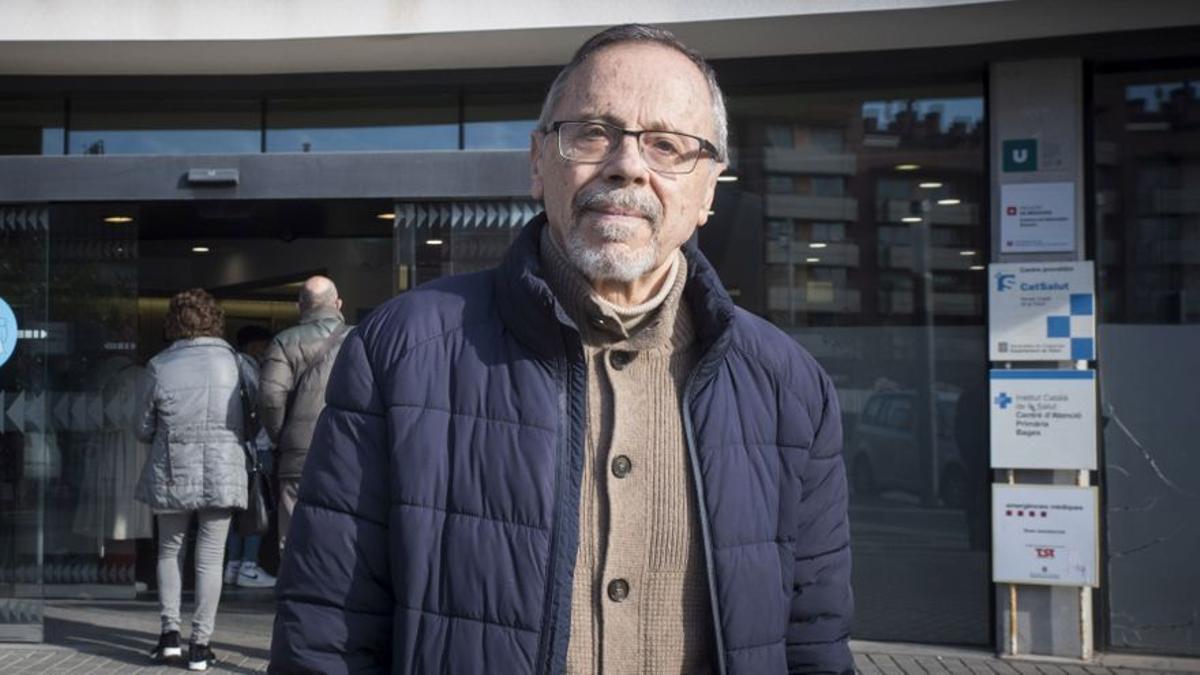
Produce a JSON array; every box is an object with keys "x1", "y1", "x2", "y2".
[{"x1": 134, "y1": 288, "x2": 255, "y2": 672}]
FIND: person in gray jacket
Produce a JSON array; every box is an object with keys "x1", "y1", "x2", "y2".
[
  {"x1": 135, "y1": 288, "x2": 256, "y2": 672},
  {"x1": 258, "y1": 275, "x2": 350, "y2": 552}
]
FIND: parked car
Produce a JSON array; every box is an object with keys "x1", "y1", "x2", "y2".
[{"x1": 847, "y1": 390, "x2": 972, "y2": 508}]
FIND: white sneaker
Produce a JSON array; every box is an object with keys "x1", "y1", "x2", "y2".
[
  {"x1": 222, "y1": 561, "x2": 240, "y2": 585},
  {"x1": 236, "y1": 562, "x2": 276, "y2": 589}
]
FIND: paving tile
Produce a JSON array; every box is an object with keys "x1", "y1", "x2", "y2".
[
  {"x1": 915, "y1": 655, "x2": 954, "y2": 673},
  {"x1": 868, "y1": 653, "x2": 910, "y2": 675}
]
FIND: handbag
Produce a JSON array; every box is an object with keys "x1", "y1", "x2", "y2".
[{"x1": 231, "y1": 350, "x2": 274, "y2": 536}]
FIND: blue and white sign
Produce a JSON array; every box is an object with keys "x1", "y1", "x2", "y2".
[
  {"x1": 988, "y1": 261, "x2": 1095, "y2": 362},
  {"x1": 990, "y1": 369, "x2": 1097, "y2": 470},
  {"x1": 0, "y1": 296, "x2": 17, "y2": 368}
]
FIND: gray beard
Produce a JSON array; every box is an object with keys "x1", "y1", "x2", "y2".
[
  {"x1": 564, "y1": 187, "x2": 663, "y2": 283},
  {"x1": 564, "y1": 220, "x2": 659, "y2": 283}
]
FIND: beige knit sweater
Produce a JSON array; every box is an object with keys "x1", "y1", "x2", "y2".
[{"x1": 540, "y1": 231, "x2": 713, "y2": 674}]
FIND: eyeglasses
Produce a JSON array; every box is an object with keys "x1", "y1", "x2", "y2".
[{"x1": 549, "y1": 120, "x2": 720, "y2": 175}]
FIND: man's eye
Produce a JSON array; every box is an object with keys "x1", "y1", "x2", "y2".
[
  {"x1": 648, "y1": 136, "x2": 684, "y2": 155},
  {"x1": 579, "y1": 124, "x2": 609, "y2": 139}
]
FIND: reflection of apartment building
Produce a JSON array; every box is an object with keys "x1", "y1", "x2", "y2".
[
  {"x1": 745, "y1": 101, "x2": 986, "y2": 326},
  {"x1": 1, "y1": 0, "x2": 1198, "y2": 663}
]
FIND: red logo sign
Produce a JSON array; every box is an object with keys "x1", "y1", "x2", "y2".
[
  {"x1": 1006, "y1": 206, "x2": 1017, "y2": 216},
  {"x1": 1036, "y1": 548, "x2": 1055, "y2": 559}
]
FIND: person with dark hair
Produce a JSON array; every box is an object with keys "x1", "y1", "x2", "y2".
[
  {"x1": 257, "y1": 275, "x2": 350, "y2": 554},
  {"x1": 223, "y1": 323, "x2": 278, "y2": 589},
  {"x1": 135, "y1": 288, "x2": 257, "y2": 672},
  {"x1": 271, "y1": 25, "x2": 852, "y2": 674}
]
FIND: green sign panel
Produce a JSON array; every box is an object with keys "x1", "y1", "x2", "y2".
[{"x1": 1002, "y1": 138, "x2": 1038, "y2": 172}]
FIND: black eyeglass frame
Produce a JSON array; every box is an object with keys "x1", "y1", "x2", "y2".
[{"x1": 547, "y1": 120, "x2": 722, "y2": 175}]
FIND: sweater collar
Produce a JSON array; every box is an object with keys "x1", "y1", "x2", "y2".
[
  {"x1": 538, "y1": 225, "x2": 692, "y2": 351},
  {"x1": 495, "y1": 213, "x2": 734, "y2": 360}
]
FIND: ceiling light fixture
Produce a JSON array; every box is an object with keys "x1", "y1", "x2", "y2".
[
  {"x1": 425, "y1": 239, "x2": 444, "y2": 246},
  {"x1": 191, "y1": 246, "x2": 210, "y2": 254},
  {"x1": 376, "y1": 212, "x2": 396, "y2": 220},
  {"x1": 805, "y1": 257, "x2": 820, "y2": 263},
  {"x1": 937, "y1": 198, "x2": 962, "y2": 206},
  {"x1": 902, "y1": 216, "x2": 923, "y2": 223},
  {"x1": 104, "y1": 216, "x2": 134, "y2": 224},
  {"x1": 960, "y1": 250, "x2": 976, "y2": 256},
  {"x1": 969, "y1": 265, "x2": 985, "y2": 271},
  {"x1": 895, "y1": 164, "x2": 920, "y2": 171},
  {"x1": 809, "y1": 242, "x2": 827, "y2": 249},
  {"x1": 716, "y1": 175, "x2": 738, "y2": 182},
  {"x1": 918, "y1": 182, "x2": 943, "y2": 189}
]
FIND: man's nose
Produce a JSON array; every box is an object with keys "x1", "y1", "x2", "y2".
[{"x1": 603, "y1": 134, "x2": 650, "y2": 184}]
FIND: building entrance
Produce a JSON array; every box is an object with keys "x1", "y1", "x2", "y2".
[{"x1": 0, "y1": 199, "x2": 397, "y2": 639}]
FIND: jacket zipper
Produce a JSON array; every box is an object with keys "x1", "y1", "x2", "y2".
[
  {"x1": 682, "y1": 349, "x2": 729, "y2": 675},
  {"x1": 537, "y1": 332, "x2": 583, "y2": 675}
]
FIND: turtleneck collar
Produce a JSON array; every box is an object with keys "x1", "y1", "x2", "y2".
[{"x1": 539, "y1": 225, "x2": 693, "y2": 352}]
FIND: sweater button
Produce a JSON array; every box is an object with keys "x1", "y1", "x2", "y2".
[
  {"x1": 608, "y1": 350, "x2": 634, "y2": 370},
  {"x1": 611, "y1": 455, "x2": 632, "y2": 478},
  {"x1": 607, "y1": 578, "x2": 630, "y2": 603}
]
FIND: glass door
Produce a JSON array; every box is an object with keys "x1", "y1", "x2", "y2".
[
  {"x1": 0, "y1": 205, "x2": 49, "y2": 641},
  {"x1": 392, "y1": 200, "x2": 537, "y2": 292}
]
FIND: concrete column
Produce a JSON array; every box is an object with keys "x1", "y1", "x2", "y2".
[{"x1": 988, "y1": 58, "x2": 1093, "y2": 659}]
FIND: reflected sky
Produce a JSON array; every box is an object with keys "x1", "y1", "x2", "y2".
[
  {"x1": 266, "y1": 124, "x2": 458, "y2": 152},
  {"x1": 861, "y1": 97, "x2": 984, "y2": 133},
  {"x1": 464, "y1": 119, "x2": 536, "y2": 150},
  {"x1": 1125, "y1": 82, "x2": 1200, "y2": 113},
  {"x1": 70, "y1": 129, "x2": 259, "y2": 155}
]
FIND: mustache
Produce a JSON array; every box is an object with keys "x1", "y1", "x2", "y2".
[{"x1": 571, "y1": 187, "x2": 663, "y2": 224}]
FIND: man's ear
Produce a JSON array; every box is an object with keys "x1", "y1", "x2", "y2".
[
  {"x1": 696, "y1": 160, "x2": 727, "y2": 227},
  {"x1": 530, "y1": 132, "x2": 545, "y2": 201}
]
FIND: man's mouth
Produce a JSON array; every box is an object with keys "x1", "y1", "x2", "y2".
[{"x1": 588, "y1": 207, "x2": 648, "y2": 219}]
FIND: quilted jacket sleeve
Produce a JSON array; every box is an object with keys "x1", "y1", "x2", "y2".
[
  {"x1": 134, "y1": 362, "x2": 159, "y2": 445},
  {"x1": 258, "y1": 337, "x2": 294, "y2": 445},
  {"x1": 269, "y1": 329, "x2": 394, "y2": 674},
  {"x1": 787, "y1": 370, "x2": 854, "y2": 674}
]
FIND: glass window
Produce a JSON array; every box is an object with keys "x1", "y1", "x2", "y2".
[
  {"x1": 1095, "y1": 73, "x2": 1200, "y2": 324},
  {"x1": 266, "y1": 96, "x2": 458, "y2": 152},
  {"x1": 1093, "y1": 66, "x2": 1200, "y2": 658},
  {"x1": 715, "y1": 81, "x2": 989, "y2": 646},
  {"x1": 463, "y1": 92, "x2": 541, "y2": 150},
  {"x1": 70, "y1": 99, "x2": 260, "y2": 155},
  {"x1": 0, "y1": 99, "x2": 64, "y2": 155}
]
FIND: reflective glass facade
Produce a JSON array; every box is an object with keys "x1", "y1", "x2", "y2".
[
  {"x1": 70, "y1": 99, "x2": 260, "y2": 155},
  {"x1": 266, "y1": 96, "x2": 459, "y2": 152},
  {"x1": 0, "y1": 99, "x2": 64, "y2": 155},
  {"x1": 1093, "y1": 65, "x2": 1200, "y2": 657},
  {"x1": 462, "y1": 91, "x2": 541, "y2": 150},
  {"x1": 716, "y1": 83, "x2": 991, "y2": 645}
]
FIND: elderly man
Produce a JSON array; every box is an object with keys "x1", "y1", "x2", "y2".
[
  {"x1": 257, "y1": 275, "x2": 350, "y2": 552},
  {"x1": 271, "y1": 25, "x2": 852, "y2": 675}
]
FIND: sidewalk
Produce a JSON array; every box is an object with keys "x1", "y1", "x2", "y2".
[{"x1": 0, "y1": 599, "x2": 1197, "y2": 674}]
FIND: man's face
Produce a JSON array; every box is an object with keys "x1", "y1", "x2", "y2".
[{"x1": 531, "y1": 43, "x2": 725, "y2": 284}]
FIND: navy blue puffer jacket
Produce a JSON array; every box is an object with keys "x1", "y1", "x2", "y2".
[{"x1": 270, "y1": 215, "x2": 853, "y2": 674}]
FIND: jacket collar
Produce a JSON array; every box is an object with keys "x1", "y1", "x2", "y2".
[
  {"x1": 167, "y1": 336, "x2": 233, "y2": 351},
  {"x1": 495, "y1": 213, "x2": 735, "y2": 360},
  {"x1": 299, "y1": 306, "x2": 344, "y2": 325}
]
